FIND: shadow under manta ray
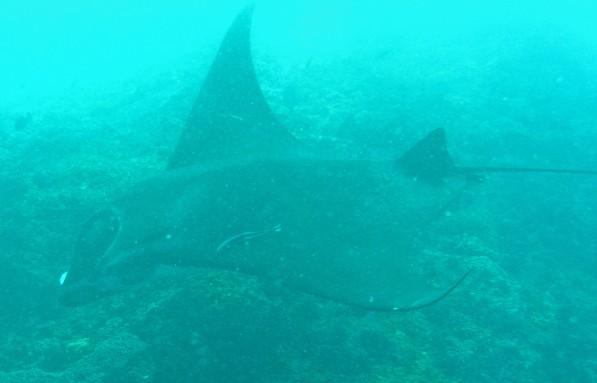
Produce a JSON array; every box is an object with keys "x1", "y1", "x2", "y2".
[{"x1": 58, "y1": 6, "x2": 597, "y2": 310}]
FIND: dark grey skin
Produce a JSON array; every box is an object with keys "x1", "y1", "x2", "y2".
[
  {"x1": 60, "y1": 158, "x2": 468, "y2": 309},
  {"x1": 59, "y1": 6, "x2": 594, "y2": 310}
]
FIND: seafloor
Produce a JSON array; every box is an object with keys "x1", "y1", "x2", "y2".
[{"x1": 0, "y1": 39, "x2": 596, "y2": 382}]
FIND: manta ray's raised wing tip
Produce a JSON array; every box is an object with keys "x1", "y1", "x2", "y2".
[
  {"x1": 392, "y1": 269, "x2": 472, "y2": 312},
  {"x1": 168, "y1": 4, "x2": 297, "y2": 170},
  {"x1": 298, "y1": 269, "x2": 472, "y2": 313}
]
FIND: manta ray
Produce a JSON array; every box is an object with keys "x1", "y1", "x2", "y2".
[{"x1": 58, "y1": 6, "x2": 597, "y2": 310}]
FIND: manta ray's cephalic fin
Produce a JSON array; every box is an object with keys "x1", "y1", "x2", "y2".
[{"x1": 169, "y1": 5, "x2": 297, "y2": 169}]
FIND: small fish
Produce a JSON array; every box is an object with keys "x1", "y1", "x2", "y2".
[{"x1": 217, "y1": 224, "x2": 282, "y2": 253}]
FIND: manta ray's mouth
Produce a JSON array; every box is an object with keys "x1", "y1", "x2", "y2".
[{"x1": 59, "y1": 207, "x2": 123, "y2": 305}]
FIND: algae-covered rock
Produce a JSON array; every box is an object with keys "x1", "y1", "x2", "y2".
[{"x1": 0, "y1": 369, "x2": 61, "y2": 383}]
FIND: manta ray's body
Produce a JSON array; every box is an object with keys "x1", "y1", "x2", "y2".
[
  {"x1": 58, "y1": 6, "x2": 594, "y2": 310},
  {"x1": 61, "y1": 155, "x2": 468, "y2": 309}
]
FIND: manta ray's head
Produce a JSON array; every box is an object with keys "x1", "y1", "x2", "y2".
[{"x1": 59, "y1": 207, "x2": 138, "y2": 306}]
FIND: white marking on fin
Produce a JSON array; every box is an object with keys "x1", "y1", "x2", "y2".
[{"x1": 59, "y1": 271, "x2": 68, "y2": 286}]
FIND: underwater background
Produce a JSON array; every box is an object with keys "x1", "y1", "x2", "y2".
[{"x1": 1, "y1": 0, "x2": 596, "y2": 382}]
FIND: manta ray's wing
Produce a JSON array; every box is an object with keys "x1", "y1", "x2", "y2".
[
  {"x1": 166, "y1": 6, "x2": 470, "y2": 312},
  {"x1": 168, "y1": 5, "x2": 298, "y2": 169}
]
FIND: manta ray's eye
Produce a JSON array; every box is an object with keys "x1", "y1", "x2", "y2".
[{"x1": 65, "y1": 208, "x2": 121, "y2": 285}]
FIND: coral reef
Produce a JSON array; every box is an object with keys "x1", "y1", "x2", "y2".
[{"x1": 0, "y1": 15, "x2": 596, "y2": 382}]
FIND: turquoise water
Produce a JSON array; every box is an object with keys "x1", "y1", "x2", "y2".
[{"x1": 1, "y1": 1, "x2": 596, "y2": 382}]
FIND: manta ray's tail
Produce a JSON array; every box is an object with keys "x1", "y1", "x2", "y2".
[
  {"x1": 399, "y1": 128, "x2": 597, "y2": 183},
  {"x1": 456, "y1": 166, "x2": 597, "y2": 177}
]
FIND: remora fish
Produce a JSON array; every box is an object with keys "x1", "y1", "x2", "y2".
[{"x1": 58, "y1": 6, "x2": 597, "y2": 310}]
